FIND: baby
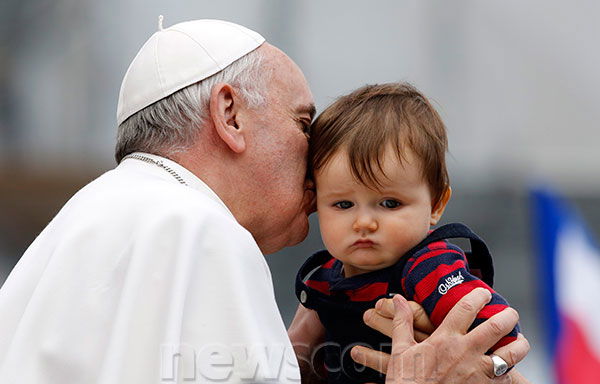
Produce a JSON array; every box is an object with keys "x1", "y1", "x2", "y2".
[{"x1": 295, "y1": 83, "x2": 519, "y2": 384}]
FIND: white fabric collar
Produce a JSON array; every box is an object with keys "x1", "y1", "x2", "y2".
[{"x1": 119, "y1": 152, "x2": 234, "y2": 217}]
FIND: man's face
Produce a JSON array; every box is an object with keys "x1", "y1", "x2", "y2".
[{"x1": 242, "y1": 46, "x2": 315, "y2": 254}]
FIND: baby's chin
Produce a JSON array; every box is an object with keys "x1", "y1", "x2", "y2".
[
  {"x1": 343, "y1": 252, "x2": 400, "y2": 268},
  {"x1": 342, "y1": 260, "x2": 397, "y2": 276}
]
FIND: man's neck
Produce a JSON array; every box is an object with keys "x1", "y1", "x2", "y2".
[{"x1": 175, "y1": 147, "x2": 253, "y2": 228}]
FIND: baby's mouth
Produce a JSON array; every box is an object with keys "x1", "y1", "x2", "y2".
[{"x1": 352, "y1": 239, "x2": 375, "y2": 248}]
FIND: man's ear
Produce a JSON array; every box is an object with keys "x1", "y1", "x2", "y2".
[
  {"x1": 430, "y1": 186, "x2": 452, "y2": 226},
  {"x1": 209, "y1": 83, "x2": 246, "y2": 153}
]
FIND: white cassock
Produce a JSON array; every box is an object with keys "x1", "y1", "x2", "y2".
[{"x1": 0, "y1": 153, "x2": 300, "y2": 383}]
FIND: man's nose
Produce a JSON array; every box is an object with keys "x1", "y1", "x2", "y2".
[
  {"x1": 352, "y1": 211, "x2": 378, "y2": 233},
  {"x1": 304, "y1": 179, "x2": 317, "y2": 214},
  {"x1": 304, "y1": 179, "x2": 315, "y2": 192}
]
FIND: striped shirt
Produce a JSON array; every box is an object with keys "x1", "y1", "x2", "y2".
[{"x1": 305, "y1": 238, "x2": 519, "y2": 350}]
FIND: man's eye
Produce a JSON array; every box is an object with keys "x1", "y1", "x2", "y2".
[
  {"x1": 296, "y1": 119, "x2": 311, "y2": 137},
  {"x1": 380, "y1": 199, "x2": 401, "y2": 209},
  {"x1": 333, "y1": 201, "x2": 354, "y2": 209},
  {"x1": 301, "y1": 122, "x2": 311, "y2": 137}
]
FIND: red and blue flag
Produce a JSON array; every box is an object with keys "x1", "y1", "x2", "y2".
[{"x1": 532, "y1": 188, "x2": 600, "y2": 384}]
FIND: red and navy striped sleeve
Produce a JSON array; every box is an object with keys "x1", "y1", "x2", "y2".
[{"x1": 401, "y1": 240, "x2": 519, "y2": 350}]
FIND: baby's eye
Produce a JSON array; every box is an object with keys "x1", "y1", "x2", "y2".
[
  {"x1": 380, "y1": 199, "x2": 401, "y2": 209},
  {"x1": 333, "y1": 201, "x2": 354, "y2": 209}
]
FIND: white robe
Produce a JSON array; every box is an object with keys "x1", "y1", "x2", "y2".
[{"x1": 0, "y1": 153, "x2": 300, "y2": 383}]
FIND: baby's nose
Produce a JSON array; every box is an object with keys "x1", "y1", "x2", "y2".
[{"x1": 352, "y1": 213, "x2": 378, "y2": 233}]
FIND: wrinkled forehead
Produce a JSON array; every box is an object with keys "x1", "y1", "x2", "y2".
[{"x1": 262, "y1": 45, "x2": 313, "y2": 107}]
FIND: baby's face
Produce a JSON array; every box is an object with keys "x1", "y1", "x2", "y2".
[{"x1": 315, "y1": 147, "x2": 438, "y2": 277}]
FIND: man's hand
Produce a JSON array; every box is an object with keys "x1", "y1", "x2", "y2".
[{"x1": 351, "y1": 288, "x2": 531, "y2": 383}]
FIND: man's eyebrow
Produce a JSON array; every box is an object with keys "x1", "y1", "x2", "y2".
[{"x1": 297, "y1": 104, "x2": 317, "y2": 120}]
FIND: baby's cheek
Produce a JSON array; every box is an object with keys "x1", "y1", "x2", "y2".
[
  {"x1": 320, "y1": 226, "x2": 337, "y2": 249},
  {"x1": 320, "y1": 228, "x2": 342, "y2": 258}
]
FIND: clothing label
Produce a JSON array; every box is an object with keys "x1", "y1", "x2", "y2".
[{"x1": 438, "y1": 271, "x2": 464, "y2": 295}]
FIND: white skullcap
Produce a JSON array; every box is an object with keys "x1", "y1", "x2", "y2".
[{"x1": 116, "y1": 17, "x2": 265, "y2": 125}]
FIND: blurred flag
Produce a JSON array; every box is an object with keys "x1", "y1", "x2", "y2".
[{"x1": 532, "y1": 189, "x2": 600, "y2": 384}]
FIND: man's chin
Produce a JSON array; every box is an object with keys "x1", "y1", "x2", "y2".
[
  {"x1": 286, "y1": 217, "x2": 310, "y2": 247},
  {"x1": 259, "y1": 216, "x2": 309, "y2": 254}
]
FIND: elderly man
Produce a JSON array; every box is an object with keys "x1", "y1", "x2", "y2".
[{"x1": 0, "y1": 19, "x2": 528, "y2": 383}]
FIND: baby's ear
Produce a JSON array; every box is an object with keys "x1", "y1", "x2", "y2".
[{"x1": 430, "y1": 186, "x2": 452, "y2": 225}]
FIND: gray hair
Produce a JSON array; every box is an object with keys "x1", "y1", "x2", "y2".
[{"x1": 115, "y1": 48, "x2": 269, "y2": 163}]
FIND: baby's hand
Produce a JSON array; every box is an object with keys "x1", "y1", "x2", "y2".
[
  {"x1": 363, "y1": 296, "x2": 435, "y2": 342},
  {"x1": 288, "y1": 304, "x2": 326, "y2": 383},
  {"x1": 352, "y1": 290, "x2": 531, "y2": 383}
]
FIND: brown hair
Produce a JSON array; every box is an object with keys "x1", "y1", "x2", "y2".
[{"x1": 309, "y1": 82, "x2": 449, "y2": 205}]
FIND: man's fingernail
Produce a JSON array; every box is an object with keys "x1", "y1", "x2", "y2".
[{"x1": 351, "y1": 347, "x2": 361, "y2": 360}]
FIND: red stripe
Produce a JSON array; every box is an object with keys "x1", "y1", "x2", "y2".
[
  {"x1": 476, "y1": 304, "x2": 507, "y2": 319},
  {"x1": 323, "y1": 258, "x2": 336, "y2": 269},
  {"x1": 306, "y1": 280, "x2": 330, "y2": 295},
  {"x1": 428, "y1": 240, "x2": 450, "y2": 250},
  {"x1": 491, "y1": 336, "x2": 518, "y2": 351},
  {"x1": 407, "y1": 249, "x2": 464, "y2": 275},
  {"x1": 348, "y1": 282, "x2": 389, "y2": 301},
  {"x1": 413, "y1": 261, "x2": 464, "y2": 302},
  {"x1": 430, "y1": 281, "x2": 490, "y2": 326},
  {"x1": 557, "y1": 314, "x2": 600, "y2": 384}
]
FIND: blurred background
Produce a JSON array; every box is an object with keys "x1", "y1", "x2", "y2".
[{"x1": 1, "y1": 1, "x2": 599, "y2": 382}]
